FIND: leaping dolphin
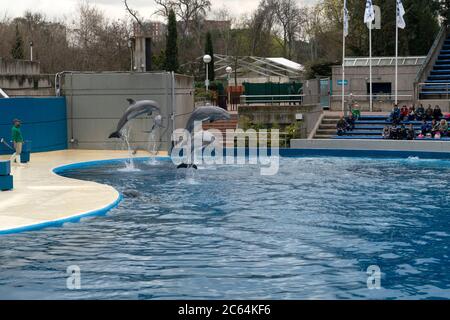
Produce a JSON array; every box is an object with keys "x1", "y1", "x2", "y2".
[
  {"x1": 177, "y1": 106, "x2": 231, "y2": 169},
  {"x1": 185, "y1": 106, "x2": 231, "y2": 133},
  {"x1": 109, "y1": 99, "x2": 161, "y2": 139}
]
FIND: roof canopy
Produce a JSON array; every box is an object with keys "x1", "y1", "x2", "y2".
[{"x1": 188, "y1": 54, "x2": 304, "y2": 80}]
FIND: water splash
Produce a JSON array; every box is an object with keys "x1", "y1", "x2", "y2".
[
  {"x1": 121, "y1": 128, "x2": 140, "y2": 172},
  {"x1": 146, "y1": 127, "x2": 160, "y2": 166}
]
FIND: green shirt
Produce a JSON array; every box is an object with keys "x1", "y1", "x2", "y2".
[{"x1": 12, "y1": 126, "x2": 23, "y2": 143}]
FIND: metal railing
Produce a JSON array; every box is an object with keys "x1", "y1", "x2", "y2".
[
  {"x1": 0, "y1": 88, "x2": 9, "y2": 98},
  {"x1": 330, "y1": 94, "x2": 413, "y2": 101},
  {"x1": 240, "y1": 94, "x2": 305, "y2": 105},
  {"x1": 417, "y1": 82, "x2": 450, "y2": 100}
]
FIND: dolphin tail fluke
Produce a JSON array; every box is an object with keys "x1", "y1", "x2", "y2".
[
  {"x1": 109, "y1": 131, "x2": 122, "y2": 139},
  {"x1": 177, "y1": 164, "x2": 198, "y2": 170}
]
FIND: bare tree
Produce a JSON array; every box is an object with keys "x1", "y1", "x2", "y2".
[
  {"x1": 155, "y1": 0, "x2": 211, "y2": 36},
  {"x1": 246, "y1": 0, "x2": 277, "y2": 56},
  {"x1": 124, "y1": 0, "x2": 145, "y2": 31},
  {"x1": 273, "y1": 0, "x2": 304, "y2": 59}
]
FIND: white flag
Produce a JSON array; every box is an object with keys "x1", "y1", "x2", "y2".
[
  {"x1": 364, "y1": 0, "x2": 375, "y2": 24},
  {"x1": 344, "y1": 0, "x2": 349, "y2": 37},
  {"x1": 397, "y1": 0, "x2": 406, "y2": 29}
]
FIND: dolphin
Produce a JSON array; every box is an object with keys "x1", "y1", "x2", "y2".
[
  {"x1": 177, "y1": 106, "x2": 231, "y2": 169},
  {"x1": 185, "y1": 106, "x2": 231, "y2": 134},
  {"x1": 109, "y1": 99, "x2": 161, "y2": 139}
]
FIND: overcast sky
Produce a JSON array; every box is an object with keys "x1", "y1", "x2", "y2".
[{"x1": 0, "y1": 0, "x2": 316, "y2": 22}]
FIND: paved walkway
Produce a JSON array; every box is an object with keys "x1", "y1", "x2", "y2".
[{"x1": 0, "y1": 150, "x2": 164, "y2": 234}]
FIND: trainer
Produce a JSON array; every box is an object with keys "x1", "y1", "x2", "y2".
[{"x1": 11, "y1": 119, "x2": 24, "y2": 163}]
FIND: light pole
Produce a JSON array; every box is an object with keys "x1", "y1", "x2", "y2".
[
  {"x1": 203, "y1": 54, "x2": 212, "y2": 92},
  {"x1": 226, "y1": 66, "x2": 232, "y2": 109},
  {"x1": 29, "y1": 41, "x2": 33, "y2": 61},
  {"x1": 128, "y1": 38, "x2": 134, "y2": 72}
]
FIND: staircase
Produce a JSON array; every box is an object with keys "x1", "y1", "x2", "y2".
[
  {"x1": 314, "y1": 114, "x2": 340, "y2": 139},
  {"x1": 418, "y1": 27, "x2": 450, "y2": 99}
]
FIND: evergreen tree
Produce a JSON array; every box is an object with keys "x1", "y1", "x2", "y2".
[
  {"x1": 11, "y1": 24, "x2": 25, "y2": 60},
  {"x1": 164, "y1": 9, "x2": 179, "y2": 73},
  {"x1": 439, "y1": 0, "x2": 450, "y2": 24},
  {"x1": 204, "y1": 31, "x2": 215, "y2": 81}
]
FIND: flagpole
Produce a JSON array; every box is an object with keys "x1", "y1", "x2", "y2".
[
  {"x1": 369, "y1": 22, "x2": 373, "y2": 112},
  {"x1": 342, "y1": 1, "x2": 346, "y2": 114},
  {"x1": 395, "y1": 1, "x2": 399, "y2": 105}
]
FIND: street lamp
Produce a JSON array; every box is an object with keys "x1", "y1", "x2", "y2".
[
  {"x1": 29, "y1": 41, "x2": 33, "y2": 61},
  {"x1": 226, "y1": 66, "x2": 232, "y2": 109},
  {"x1": 203, "y1": 54, "x2": 212, "y2": 92},
  {"x1": 128, "y1": 38, "x2": 134, "y2": 72}
]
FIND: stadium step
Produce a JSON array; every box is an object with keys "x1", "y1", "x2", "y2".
[{"x1": 314, "y1": 115, "x2": 340, "y2": 139}]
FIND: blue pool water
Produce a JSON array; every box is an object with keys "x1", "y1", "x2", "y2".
[{"x1": 0, "y1": 156, "x2": 450, "y2": 299}]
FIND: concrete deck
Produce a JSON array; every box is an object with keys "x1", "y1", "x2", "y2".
[
  {"x1": 0, "y1": 150, "x2": 163, "y2": 234},
  {"x1": 291, "y1": 139, "x2": 450, "y2": 155}
]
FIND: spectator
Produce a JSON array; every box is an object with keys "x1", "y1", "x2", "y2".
[
  {"x1": 346, "y1": 113, "x2": 356, "y2": 131},
  {"x1": 433, "y1": 105, "x2": 443, "y2": 121},
  {"x1": 407, "y1": 124, "x2": 415, "y2": 140},
  {"x1": 383, "y1": 126, "x2": 391, "y2": 139},
  {"x1": 416, "y1": 104, "x2": 425, "y2": 120},
  {"x1": 425, "y1": 105, "x2": 433, "y2": 121},
  {"x1": 400, "y1": 105, "x2": 409, "y2": 120},
  {"x1": 390, "y1": 104, "x2": 401, "y2": 124},
  {"x1": 336, "y1": 116, "x2": 348, "y2": 136},
  {"x1": 390, "y1": 125, "x2": 399, "y2": 140},
  {"x1": 421, "y1": 120, "x2": 431, "y2": 136},
  {"x1": 431, "y1": 119, "x2": 440, "y2": 137},
  {"x1": 438, "y1": 119, "x2": 449, "y2": 136},
  {"x1": 399, "y1": 124, "x2": 408, "y2": 140},
  {"x1": 407, "y1": 108, "x2": 416, "y2": 121}
]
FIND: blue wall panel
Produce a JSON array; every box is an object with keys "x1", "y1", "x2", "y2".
[{"x1": 0, "y1": 97, "x2": 67, "y2": 155}]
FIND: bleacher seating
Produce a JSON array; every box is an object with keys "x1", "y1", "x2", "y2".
[
  {"x1": 420, "y1": 37, "x2": 450, "y2": 99},
  {"x1": 332, "y1": 115, "x2": 423, "y2": 140}
]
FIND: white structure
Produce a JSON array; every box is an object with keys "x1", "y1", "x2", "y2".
[{"x1": 187, "y1": 54, "x2": 304, "y2": 84}]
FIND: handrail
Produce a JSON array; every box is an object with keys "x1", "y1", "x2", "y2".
[
  {"x1": 0, "y1": 88, "x2": 9, "y2": 98},
  {"x1": 239, "y1": 94, "x2": 305, "y2": 105},
  {"x1": 418, "y1": 82, "x2": 450, "y2": 85},
  {"x1": 240, "y1": 94, "x2": 304, "y2": 98},
  {"x1": 331, "y1": 94, "x2": 412, "y2": 98}
]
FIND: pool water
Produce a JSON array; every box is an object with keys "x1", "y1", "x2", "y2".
[{"x1": 0, "y1": 157, "x2": 450, "y2": 299}]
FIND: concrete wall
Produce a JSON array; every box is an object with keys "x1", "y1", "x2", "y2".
[
  {"x1": 331, "y1": 64, "x2": 421, "y2": 111},
  {"x1": 238, "y1": 104, "x2": 322, "y2": 138},
  {"x1": 0, "y1": 74, "x2": 54, "y2": 97},
  {"x1": 62, "y1": 72, "x2": 194, "y2": 152},
  {"x1": 302, "y1": 78, "x2": 321, "y2": 105},
  {"x1": 0, "y1": 58, "x2": 53, "y2": 97},
  {"x1": 0, "y1": 58, "x2": 40, "y2": 75},
  {"x1": 0, "y1": 97, "x2": 67, "y2": 155}
]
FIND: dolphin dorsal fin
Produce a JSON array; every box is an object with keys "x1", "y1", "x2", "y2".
[{"x1": 126, "y1": 98, "x2": 136, "y2": 105}]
